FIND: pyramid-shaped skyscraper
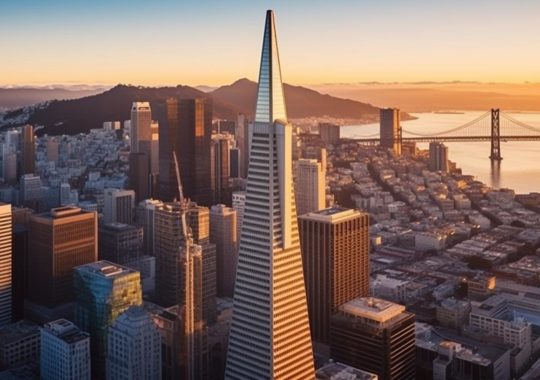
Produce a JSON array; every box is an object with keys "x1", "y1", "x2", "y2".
[{"x1": 224, "y1": 9, "x2": 316, "y2": 380}]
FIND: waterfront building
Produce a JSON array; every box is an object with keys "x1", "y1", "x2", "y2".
[{"x1": 380, "y1": 108, "x2": 401, "y2": 156}]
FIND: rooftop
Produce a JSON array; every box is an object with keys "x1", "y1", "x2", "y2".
[
  {"x1": 300, "y1": 206, "x2": 366, "y2": 223},
  {"x1": 0, "y1": 320, "x2": 39, "y2": 345},
  {"x1": 76, "y1": 260, "x2": 136, "y2": 278},
  {"x1": 42, "y1": 319, "x2": 89, "y2": 344},
  {"x1": 316, "y1": 361, "x2": 378, "y2": 380},
  {"x1": 339, "y1": 297, "x2": 406, "y2": 323}
]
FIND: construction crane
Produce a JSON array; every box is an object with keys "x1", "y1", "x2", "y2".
[
  {"x1": 172, "y1": 150, "x2": 191, "y2": 240},
  {"x1": 172, "y1": 150, "x2": 199, "y2": 380}
]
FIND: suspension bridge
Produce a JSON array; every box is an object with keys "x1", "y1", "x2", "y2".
[{"x1": 352, "y1": 109, "x2": 540, "y2": 160}]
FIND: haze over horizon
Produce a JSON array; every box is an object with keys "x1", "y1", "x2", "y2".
[{"x1": 2, "y1": 0, "x2": 540, "y2": 86}]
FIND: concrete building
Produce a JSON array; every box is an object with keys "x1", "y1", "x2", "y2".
[
  {"x1": 295, "y1": 158, "x2": 325, "y2": 216},
  {"x1": 106, "y1": 306, "x2": 161, "y2": 380},
  {"x1": 20, "y1": 174, "x2": 42, "y2": 205},
  {"x1": 435, "y1": 298, "x2": 471, "y2": 329},
  {"x1": 416, "y1": 324, "x2": 511, "y2": 380},
  {"x1": 129, "y1": 102, "x2": 159, "y2": 201},
  {"x1": 187, "y1": 203, "x2": 217, "y2": 325},
  {"x1": 235, "y1": 113, "x2": 249, "y2": 178},
  {"x1": 319, "y1": 123, "x2": 340, "y2": 145},
  {"x1": 40, "y1": 319, "x2": 91, "y2": 380},
  {"x1": 316, "y1": 362, "x2": 378, "y2": 380},
  {"x1": 298, "y1": 207, "x2": 370, "y2": 346},
  {"x1": 0, "y1": 320, "x2": 40, "y2": 369},
  {"x1": 231, "y1": 191, "x2": 245, "y2": 243},
  {"x1": 103, "y1": 188, "x2": 135, "y2": 224},
  {"x1": 151, "y1": 305, "x2": 184, "y2": 380},
  {"x1": 21, "y1": 125, "x2": 35, "y2": 176},
  {"x1": 225, "y1": 10, "x2": 315, "y2": 379},
  {"x1": 98, "y1": 222, "x2": 143, "y2": 265},
  {"x1": 429, "y1": 142, "x2": 449, "y2": 172},
  {"x1": 330, "y1": 297, "x2": 416, "y2": 380},
  {"x1": 28, "y1": 206, "x2": 97, "y2": 308},
  {"x1": 210, "y1": 204, "x2": 238, "y2": 297},
  {"x1": 74, "y1": 261, "x2": 142, "y2": 377},
  {"x1": 380, "y1": 108, "x2": 401, "y2": 156},
  {"x1": 136, "y1": 199, "x2": 164, "y2": 256},
  {"x1": 211, "y1": 133, "x2": 234, "y2": 204}
]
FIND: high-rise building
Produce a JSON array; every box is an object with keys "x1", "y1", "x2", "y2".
[
  {"x1": 187, "y1": 203, "x2": 217, "y2": 325},
  {"x1": 0, "y1": 320, "x2": 40, "y2": 369},
  {"x1": 229, "y1": 148, "x2": 241, "y2": 178},
  {"x1": 74, "y1": 261, "x2": 142, "y2": 377},
  {"x1": 380, "y1": 108, "x2": 401, "y2": 156},
  {"x1": 136, "y1": 199, "x2": 164, "y2": 256},
  {"x1": 154, "y1": 202, "x2": 187, "y2": 307},
  {"x1": 330, "y1": 297, "x2": 416, "y2": 380},
  {"x1": 103, "y1": 188, "x2": 135, "y2": 224},
  {"x1": 28, "y1": 206, "x2": 97, "y2": 307},
  {"x1": 231, "y1": 191, "x2": 245, "y2": 242},
  {"x1": 131, "y1": 102, "x2": 159, "y2": 174},
  {"x1": 20, "y1": 173, "x2": 42, "y2": 205},
  {"x1": 40, "y1": 319, "x2": 91, "y2": 380},
  {"x1": 21, "y1": 125, "x2": 35, "y2": 176},
  {"x1": 211, "y1": 133, "x2": 235, "y2": 205},
  {"x1": 318, "y1": 123, "x2": 340, "y2": 145},
  {"x1": 210, "y1": 204, "x2": 238, "y2": 297},
  {"x1": 429, "y1": 142, "x2": 449, "y2": 172},
  {"x1": 295, "y1": 158, "x2": 326, "y2": 216},
  {"x1": 130, "y1": 102, "x2": 159, "y2": 201},
  {"x1": 129, "y1": 152, "x2": 150, "y2": 202},
  {"x1": 0, "y1": 204, "x2": 11, "y2": 327},
  {"x1": 235, "y1": 113, "x2": 249, "y2": 178},
  {"x1": 299, "y1": 207, "x2": 370, "y2": 346},
  {"x1": 160, "y1": 98, "x2": 213, "y2": 205},
  {"x1": 99, "y1": 222, "x2": 143, "y2": 264},
  {"x1": 106, "y1": 306, "x2": 161, "y2": 380},
  {"x1": 225, "y1": 10, "x2": 315, "y2": 379},
  {"x1": 151, "y1": 305, "x2": 185, "y2": 380}
]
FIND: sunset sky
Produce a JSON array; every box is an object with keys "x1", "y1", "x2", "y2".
[{"x1": 2, "y1": 0, "x2": 539, "y2": 86}]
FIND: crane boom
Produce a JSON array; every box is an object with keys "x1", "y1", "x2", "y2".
[{"x1": 172, "y1": 151, "x2": 189, "y2": 239}]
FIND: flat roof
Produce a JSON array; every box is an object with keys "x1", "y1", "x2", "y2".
[
  {"x1": 340, "y1": 297, "x2": 406, "y2": 323},
  {"x1": 299, "y1": 206, "x2": 366, "y2": 223},
  {"x1": 76, "y1": 260, "x2": 136, "y2": 278},
  {"x1": 42, "y1": 319, "x2": 89, "y2": 344},
  {"x1": 316, "y1": 362, "x2": 378, "y2": 380}
]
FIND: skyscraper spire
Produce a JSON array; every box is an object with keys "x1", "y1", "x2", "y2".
[
  {"x1": 255, "y1": 9, "x2": 287, "y2": 124},
  {"x1": 225, "y1": 10, "x2": 315, "y2": 380}
]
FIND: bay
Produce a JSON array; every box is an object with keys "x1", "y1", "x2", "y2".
[{"x1": 341, "y1": 111, "x2": 540, "y2": 194}]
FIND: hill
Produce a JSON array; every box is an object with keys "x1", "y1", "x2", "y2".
[{"x1": 0, "y1": 80, "x2": 381, "y2": 136}]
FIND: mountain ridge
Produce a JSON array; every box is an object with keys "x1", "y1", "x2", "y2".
[{"x1": 1, "y1": 80, "x2": 381, "y2": 136}]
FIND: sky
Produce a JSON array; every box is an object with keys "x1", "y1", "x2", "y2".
[{"x1": 1, "y1": 0, "x2": 540, "y2": 86}]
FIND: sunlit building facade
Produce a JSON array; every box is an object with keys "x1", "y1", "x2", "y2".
[{"x1": 225, "y1": 10, "x2": 315, "y2": 380}]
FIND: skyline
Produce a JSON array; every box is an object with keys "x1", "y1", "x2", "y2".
[{"x1": 2, "y1": 1, "x2": 540, "y2": 86}]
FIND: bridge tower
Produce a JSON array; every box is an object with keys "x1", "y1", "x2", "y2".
[{"x1": 490, "y1": 108, "x2": 502, "y2": 161}]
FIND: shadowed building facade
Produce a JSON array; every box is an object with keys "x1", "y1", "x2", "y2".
[
  {"x1": 299, "y1": 207, "x2": 370, "y2": 346},
  {"x1": 225, "y1": 10, "x2": 315, "y2": 380},
  {"x1": 28, "y1": 206, "x2": 97, "y2": 307},
  {"x1": 160, "y1": 98, "x2": 213, "y2": 206}
]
